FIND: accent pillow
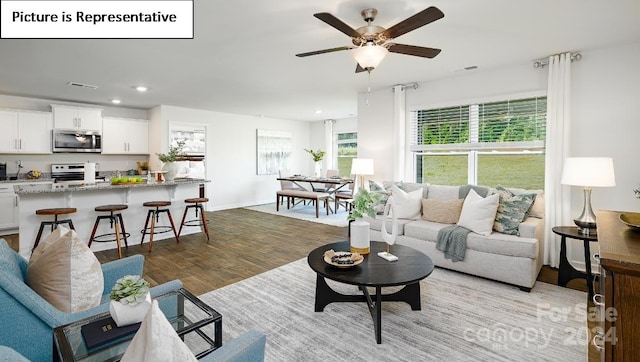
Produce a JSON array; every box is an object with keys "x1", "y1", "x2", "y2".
[
  {"x1": 26, "y1": 226, "x2": 103, "y2": 313},
  {"x1": 389, "y1": 185, "x2": 423, "y2": 219},
  {"x1": 369, "y1": 180, "x2": 393, "y2": 214},
  {"x1": 121, "y1": 300, "x2": 198, "y2": 362},
  {"x1": 492, "y1": 185, "x2": 537, "y2": 235},
  {"x1": 457, "y1": 189, "x2": 500, "y2": 236},
  {"x1": 422, "y1": 198, "x2": 464, "y2": 224}
]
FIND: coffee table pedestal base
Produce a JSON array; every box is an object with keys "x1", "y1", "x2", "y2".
[{"x1": 314, "y1": 275, "x2": 421, "y2": 344}]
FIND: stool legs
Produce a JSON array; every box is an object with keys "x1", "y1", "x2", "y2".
[
  {"x1": 142, "y1": 207, "x2": 180, "y2": 252},
  {"x1": 32, "y1": 215, "x2": 75, "y2": 252},
  {"x1": 179, "y1": 203, "x2": 210, "y2": 241},
  {"x1": 88, "y1": 212, "x2": 128, "y2": 259}
]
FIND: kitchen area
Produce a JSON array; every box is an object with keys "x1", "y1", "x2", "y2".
[{"x1": 0, "y1": 101, "x2": 208, "y2": 259}]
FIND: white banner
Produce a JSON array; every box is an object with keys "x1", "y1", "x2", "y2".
[{"x1": 1, "y1": 0, "x2": 194, "y2": 39}]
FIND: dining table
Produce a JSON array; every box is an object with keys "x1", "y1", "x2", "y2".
[{"x1": 276, "y1": 175, "x2": 353, "y2": 213}]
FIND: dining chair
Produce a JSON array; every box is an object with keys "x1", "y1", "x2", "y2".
[
  {"x1": 278, "y1": 169, "x2": 305, "y2": 206},
  {"x1": 311, "y1": 169, "x2": 339, "y2": 193}
]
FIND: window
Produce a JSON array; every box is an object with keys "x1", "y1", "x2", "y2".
[
  {"x1": 336, "y1": 131, "x2": 357, "y2": 177},
  {"x1": 410, "y1": 96, "x2": 546, "y2": 189}
]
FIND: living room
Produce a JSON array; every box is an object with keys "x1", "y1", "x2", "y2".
[{"x1": 1, "y1": 0, "x2": 639, "y2": 361}]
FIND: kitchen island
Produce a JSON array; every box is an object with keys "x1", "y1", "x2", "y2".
[{"x1": 15, "y1": 179, "x2": 209, "y2": 259}]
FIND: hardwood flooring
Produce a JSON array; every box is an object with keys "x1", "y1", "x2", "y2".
[{"x1": 4, "y1": 208, "x2": 589, "y2": 296}]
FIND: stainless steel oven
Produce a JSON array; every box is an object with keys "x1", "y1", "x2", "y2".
[{"x1": 52, "y1": 129, "x2": 102, "y2": 153}]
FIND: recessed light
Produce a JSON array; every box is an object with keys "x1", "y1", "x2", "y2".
[
  {"x1": 111, "y1": 99, "x2": 121, "y2": 104},
  {"x1": 135, "y1": 86, "x2": 148, "y2": 92},
  {"x1": 315, "y1": 109, "x2": 322, "y2": 114}
]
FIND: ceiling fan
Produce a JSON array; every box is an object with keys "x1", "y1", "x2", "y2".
[{"x1": 296, "y1": 6, "x2": 444, "y2": 73}]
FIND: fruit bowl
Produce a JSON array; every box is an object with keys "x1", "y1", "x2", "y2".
[{"x1": 25, "y1": 170, "x2": 41, "y2": 179}]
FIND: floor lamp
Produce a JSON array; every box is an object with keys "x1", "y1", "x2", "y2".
[{"x1": 561, "y1": 157, "x2": 616, "y2": 235}]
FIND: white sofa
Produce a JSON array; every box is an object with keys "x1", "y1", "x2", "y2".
[{"x1": 368, "y1": 182, "x2": 545, "y2": 291}]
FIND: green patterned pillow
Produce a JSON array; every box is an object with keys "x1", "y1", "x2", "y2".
[
  {"x1": 492, "y1": 185, "x2": 536, "y2": 235},
  {"x1": 369, "y1": 180, "x2": 399, "y2": 214}
]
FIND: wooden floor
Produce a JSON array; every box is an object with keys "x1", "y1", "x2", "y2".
[{"x1": 4, "y1": 207, "x2": 590, "y2": 296}]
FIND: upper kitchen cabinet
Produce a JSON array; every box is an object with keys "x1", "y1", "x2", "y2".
[
  {"x1": 102, "y1": 117, "x2": 149, "y2": 154},
  {"x1": 0, "y1": 109, "x2": 52, "y2": 154},
  {"x1": 51, "y1": 104, "x2": 102, "y2": 131}
]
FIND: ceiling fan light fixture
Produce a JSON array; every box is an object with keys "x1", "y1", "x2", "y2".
[{"x1": 352, "y1": 43, "x2": 388, "y2": 70}]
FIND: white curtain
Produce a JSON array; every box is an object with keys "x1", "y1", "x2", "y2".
[
  {"x1": 324, "y1": 120, "x2": 334, "y2": 170},
  {"x1": 543, "y1": 53, "x2": 573, "y2": 267}
]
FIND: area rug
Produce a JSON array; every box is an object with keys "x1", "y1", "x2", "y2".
[
  {"x1": 244, "y1": 202, "x2": 350, "y2": 227},
  {"x1": 199, "y1": 258, "x2": 587, "y2": 361}
]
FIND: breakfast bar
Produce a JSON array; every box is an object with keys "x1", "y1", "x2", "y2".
[{"x1": 14, "y1": 179, "x2": 209, "y2": 259}]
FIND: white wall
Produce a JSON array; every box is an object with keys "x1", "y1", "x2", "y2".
[{"x1": 149, "y1": 105, "x2": 312, "y2": 210}]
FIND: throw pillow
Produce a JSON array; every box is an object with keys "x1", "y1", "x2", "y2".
[
  {"x1": 492, "y1": 185, "x2": 537, "y2": 235},
  {"x1": 457, "y1": 189, "x2": 500, "y2": 236},
  {"x1": 121, "y1": 300, "x2": 198, "y2": 362},
  {"x1": 26, "y1": 226, "x2": 103, "y2": 313},
  {"x1": 389, "y1": 185, "x2": 423, "y2": 219},
  {"x1": 422, "y1": 198, "x2": 464, "y2": 224},
  {"x1": 369, "y1": 180, "x2": 392, "y2": 214}
]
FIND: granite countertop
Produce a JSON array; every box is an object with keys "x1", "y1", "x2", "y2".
[
  {"x1": 14, "y1": 178, "x2": 209, "y2": 195},
  {"x1": 0, "y1": 178, "x2": 54, "y2": 184}
]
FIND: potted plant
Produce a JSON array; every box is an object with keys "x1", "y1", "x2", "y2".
[
  {"x1": 156, "y1": 140, "x2": 185, "y2": 181},
  {"x1": 347, "y1": 188, "x2": 382, "y2": 255},
  {"x1": 108, "y1": 275, "x2": 151, "y2": 327},
  {"x1": 305, "y1": 149, "x2": 325, "y2": 177}
]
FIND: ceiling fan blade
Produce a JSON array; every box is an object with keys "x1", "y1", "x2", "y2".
[
  {"x1": 387, "y1": 43, "x2": 441, "y2": 58},
  {"x1": 296, "y1": 46, "x2": 353, "y2": 57},
  {"x1": 382, "y1": 6, "x2": 444, "y2": 40},
  {"x1": 314, "y1": 12, "x2": 361, "y2": 38},
  {"x1": 355, "y1": 63, "x2": 367, "y2": 73}
]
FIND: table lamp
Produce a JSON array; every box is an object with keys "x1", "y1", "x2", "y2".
[
  {"x1": 350, "y1": 158, "x2": 374, "y2": 191},
  {"x1": 560, "y1": 157, "x2": 616, "y2": 235}
]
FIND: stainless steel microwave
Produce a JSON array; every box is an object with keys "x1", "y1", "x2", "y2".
[{"x1": 52, "y1": 129, "x2": 102, "y2": 153}]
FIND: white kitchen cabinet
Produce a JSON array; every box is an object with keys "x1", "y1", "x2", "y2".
[
  {"x1": 102, "y1": 117, "x2": 149, "y2": 154},
  {"x1": 0, "y1": 183, "x2": 19, "y2": 230},
  {"x1": 0, "y1": 109, "x2": 52, "y2": 154},
  {"x1": 51, "y1": 104, "x2": 102, "y2": 131}
]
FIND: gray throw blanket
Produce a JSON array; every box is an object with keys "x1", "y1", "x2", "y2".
[
  {"x1": 436, "y1": 225, "x2": 472, "y2": 262},
  {"x1": 459, "y1": 184, "x2": 490, "y2": 199}
]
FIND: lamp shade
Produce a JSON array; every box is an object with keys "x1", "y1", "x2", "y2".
[
  {"x1": 560, "y1": 157, "x2": 616, "y2": 187},
  {"x1": 352, "y1": 44, "x2": 388, "y2": 70},
  {"x1": 350, "y1": 158, "x2": 374, "y2": 175}
]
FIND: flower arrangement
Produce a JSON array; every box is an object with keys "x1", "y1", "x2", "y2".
[
  {"x1": 348, "y1": 188, "x2": 382, "y2": 221},
  {"x1": 109, "y1": 275, "x2": 150, "y2": 306},
  {"x1": 156, "y1": 140, "x2": 186, "y2": 163},
  {"x1": 304, "y1": 149, "x2": 325, "y2": 162}
]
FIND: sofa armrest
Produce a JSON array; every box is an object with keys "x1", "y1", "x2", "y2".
[
  {"x1": 0, "y1": 346, "x2": 30, "y2": 362},
  {"x1": 518, "y1": 217, "x2": 543, "y2": 239},
  {"x1": 201, "y1": 330, "x2": 266, "y2": 362},
  {"x1": 101, "y1": 255, "x2": 144, "y2": 297}
]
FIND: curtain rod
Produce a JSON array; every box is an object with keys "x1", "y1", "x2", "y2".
[
  {"x1": 533, "y1": 52, "x2": 582, "y2": 68},
  {"x1": 392, "y1": 82, "x2": 419, "y2": 92}
]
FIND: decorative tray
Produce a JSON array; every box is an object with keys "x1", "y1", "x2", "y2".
[
  {"x1": 323, "y1": 250, "x2": 364, "y2": 268},
  {"x1": 619, "y1": 212, "x2": 640, "y2": 228}
]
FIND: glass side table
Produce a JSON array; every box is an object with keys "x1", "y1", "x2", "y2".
[{"x1": 54, "y1": 288, "x2": 222, "y2": 361}]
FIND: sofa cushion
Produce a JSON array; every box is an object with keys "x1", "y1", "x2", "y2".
[
  {"x1": 492, "y1": 185, "x2": 537, "y2": 235},
  {"x1": 404, "y1": 220, "x2": 538, "y2": 259},
  {"x1": 426, "y1": 185, "x2": 460, "y2": 200},
  {"x1": 367, "y1": 215, "x2": 413, "y2": 235},
  {"x1": 26, "y1": 226, "x2": 104, "y2": 313},
  {"x1": 389, "y1": 185, "x2": 422, "y2": 219},
  {"x1": 421, "y1": 198, "x2": 463, "y2": 224},
  {"x1": 457, "y1": 189, "x2": 500, "y2": 236},
  {"x1": 0, "y1": 239, "x2": 23, "y2": 282},
  {"x1": 508, "y1": 188, "x2": 545, "y2": 219}
]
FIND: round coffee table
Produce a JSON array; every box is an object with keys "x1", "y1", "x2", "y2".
[{"x1": 307, "y1": 241, "x2": 434, "y2": 344}]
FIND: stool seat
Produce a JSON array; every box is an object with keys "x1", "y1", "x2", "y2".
[
  {"x1": 143, "y1": 201, "x2": 171, "y2": 207},
  {"x1": 95, "y1": 204, "x2": 128, "y2": 212},
  {"x1": 185, "y1": 197, "x2": 209, "y2": 204},
  {"x1": 35, "y1": 208, "x2": 77, "y2": 216}
]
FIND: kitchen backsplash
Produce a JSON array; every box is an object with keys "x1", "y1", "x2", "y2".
[{"x1": 0, "y1": 154, "x2": 150, "y2": 179}]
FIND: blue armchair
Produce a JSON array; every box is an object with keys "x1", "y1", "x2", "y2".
[{"x1": 0, "y1": 238, "x2": 183, "y2": 361}]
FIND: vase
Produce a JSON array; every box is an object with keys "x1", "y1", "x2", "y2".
[
  {"x1": 109, "y1": 292, "x2": 151, "y2": 327},
  {"x1": 350, "y1": 218, "x2": 370, "y2": 254},
  {"x1": 314, "y1": 161, "x2": 322, "y2": 177},
  {"x1": 162, "y1": 162, "x2": 179, "y2": 182}
]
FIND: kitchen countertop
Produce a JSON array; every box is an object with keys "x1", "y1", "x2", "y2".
[
  {"x1": 14, "y1": 178, "x2": 208, "y2": 195},
  {"x1": 0, "y1": 178, "x2": 54, "y2": 184}
]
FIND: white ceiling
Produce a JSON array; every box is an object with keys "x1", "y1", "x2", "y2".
[{"x1": 0, "y1": 0, "x2": 638, "y2": 121}]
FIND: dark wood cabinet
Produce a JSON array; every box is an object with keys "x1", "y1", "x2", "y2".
[{"x1": 594, "y1": 210, "x2": 640, "y2": 362}]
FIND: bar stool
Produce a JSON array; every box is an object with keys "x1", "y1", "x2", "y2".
[
  {"x1": 33, "y1": 207, "x2": 77, "y2": 252},
  {"x1": 87, "y1": 204, "x2": 130, "y2": 259},
  {"x1": 178, "y1": 197, "x2": 210, "y2": 241},
  {"x1": 140, "y1": 201, "x2": 179, "y2": 252}
]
